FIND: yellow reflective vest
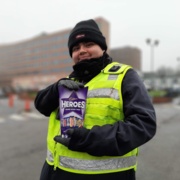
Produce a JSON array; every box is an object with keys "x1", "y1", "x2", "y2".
[{"x1": 46, "y1": 62, "x2": 138, "y2": 174}]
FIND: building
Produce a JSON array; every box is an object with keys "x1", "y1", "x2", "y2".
[
  {"x1": 0, "y1": 30, "x2": 72, "y2": 91},
  {"x1": 0, "y1": 17, "x2": 109, "y2": 91},
  {"x1": 143, "y1": 72, "x2": 180, "y2": 90},
  {"x1": 0, "y1": 17, "x2": 142, "y2": 92},
  {"x1": 110, "y1": 46, "x2": 141, "y2": 72}
]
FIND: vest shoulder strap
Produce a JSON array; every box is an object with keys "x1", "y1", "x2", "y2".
[{"x1": 103, "y1": 62, "x2": 132, "y2": 74}]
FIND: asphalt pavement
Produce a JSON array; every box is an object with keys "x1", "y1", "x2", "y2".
[
  {"x1": 0, "y1": 97, "x2": 180, "y2": 180},
  {"x1": 137, "y1": 103, "x2": 180, "y2": 180}
]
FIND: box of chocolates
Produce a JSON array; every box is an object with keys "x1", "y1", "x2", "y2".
[{"x1": 59, "y1": 86, "x2": 88, "y2": 138}]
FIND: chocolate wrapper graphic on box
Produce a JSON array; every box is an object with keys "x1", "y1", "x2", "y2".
[{"x1": 59, "y1": 86, "x2": 88, "y2": 138}]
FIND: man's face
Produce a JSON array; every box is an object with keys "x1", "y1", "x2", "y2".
[{"x1": 72, "y1": 42, "x2": 104, "y2": 64}]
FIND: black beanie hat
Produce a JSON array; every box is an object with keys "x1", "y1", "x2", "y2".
[{"x1": 68, "y1": 19, "x2": 107, "y2": 57}]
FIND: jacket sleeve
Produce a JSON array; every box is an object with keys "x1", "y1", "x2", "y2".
[
  {"x1": 34, "y1": 81, "x2": 59, "y2": 116},
  {"x1": 68, "y1": 69, "x2": 157, "y2": 156}
]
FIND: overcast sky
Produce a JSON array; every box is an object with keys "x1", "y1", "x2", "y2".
[{"x1": 0, "y1": 0, "x2": 179, "y2": 72}]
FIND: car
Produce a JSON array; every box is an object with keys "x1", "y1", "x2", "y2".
[
  {"x1": 0, "y1": 89, "x2": 6, "y2": 98},
  {"x1": 166, "y1": 87, "x2": 180, "y2": 98}
]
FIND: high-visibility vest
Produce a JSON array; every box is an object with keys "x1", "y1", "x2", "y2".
[{"x1": 46, "y1": 62, "x2": 138, "y2": 174}]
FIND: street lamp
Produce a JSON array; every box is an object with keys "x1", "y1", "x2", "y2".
[
  {"x1": 146, "y1": 38, "x2": 159, "y2": 89},
  {"x1": 177, "y1": 57, "x2": 180, "y2": 105},
  {"x1": 177, "y1": 57, "x2": 180, "y2": 65},
  {"x1": 146, "y1": 38, "x2": 159, "y2": 73}
]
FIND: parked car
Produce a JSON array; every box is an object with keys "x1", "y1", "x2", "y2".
[
  {"x1": 166, "y1": 87, "x2": 180, "y2": 98},
  {"x1": 0, "y1": 89, "x2": 7, "y2": 98}
]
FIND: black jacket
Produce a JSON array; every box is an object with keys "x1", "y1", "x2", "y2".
[{"x1": 35, "y1": 68, "x2": 156, "y2": 157}]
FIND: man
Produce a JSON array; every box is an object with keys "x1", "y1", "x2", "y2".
[{"x1": 35, "y1": 19, "x2": 156, "y2": 180}]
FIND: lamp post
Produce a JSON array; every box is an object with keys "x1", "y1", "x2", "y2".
[
  {"x1": 177, "y1": 57, "x2": 180, "y2": 105},
  {"x1": 146, "y1": 38, "x2": 159, "y2": 89},
  {"x1": 177, "y1": 57, "x2": 180, "y2": 69}
]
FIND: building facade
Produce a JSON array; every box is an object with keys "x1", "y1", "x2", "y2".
[
  {"x1": 0, "y1": 17, "x2": 109, "y2": 91},
  {"x1": 143, "y1": 72, "x2": 180, "y2": 90},
  {"x1": 110, "y1": 46, "x2": 141, "y2": 72},
  {"x1": 0, "y1": 17, "x2": 142, "y2": 93}
]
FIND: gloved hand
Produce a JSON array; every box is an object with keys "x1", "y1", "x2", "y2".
[
  {"x1": 58, "y1": 78, "x2": 84, "y2": 91},
  {"x1": 54, "y1": 128, "x2": 74, "y2": 147}
]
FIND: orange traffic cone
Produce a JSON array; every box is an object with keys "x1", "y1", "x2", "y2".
[
  {"x1": 24, "y1": 98, "x2": 31, "y2": 112},
  {"x1": 8, "y1": 94, "x2": 14, "y2": 107}
]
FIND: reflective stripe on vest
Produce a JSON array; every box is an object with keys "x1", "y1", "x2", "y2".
[
  {"x1": 88, "y1": 88, "x2": 119, "y2": 100},
  {"x1": 59, "y1": 156, "x2": 136, "y2": 171},
  {"x1": 47, "y1": 150, "x2": 54, "y2": 163},
  {"x1": 46, "y1": 150, "x2": 137, "y2": 171}
]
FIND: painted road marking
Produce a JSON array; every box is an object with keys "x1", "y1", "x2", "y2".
[
  {"x1": 22, "y1": 112, "x2": 45, "y2": 119},
  {"x1": 0, "y1": 118, "x2": 5, "y2": 123},
  {"x1": 9, "y1": 114, "x2": 27, "y2": 121}
]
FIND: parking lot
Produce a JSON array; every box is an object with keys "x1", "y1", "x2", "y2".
[{"x1": 0, "y1": 97, "x2": 180, "y2": 180}]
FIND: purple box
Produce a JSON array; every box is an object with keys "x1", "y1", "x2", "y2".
[{"x1": 59, "y1": 86, "x2": 88, "y2": 138}]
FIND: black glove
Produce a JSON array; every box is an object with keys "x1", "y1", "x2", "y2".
[
  {"x1": 58, "y1": 78, "x2": 84, "y2": 91},
  {"x1": 54, "y1": 129, "x2": 74, "y2": 147}
]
